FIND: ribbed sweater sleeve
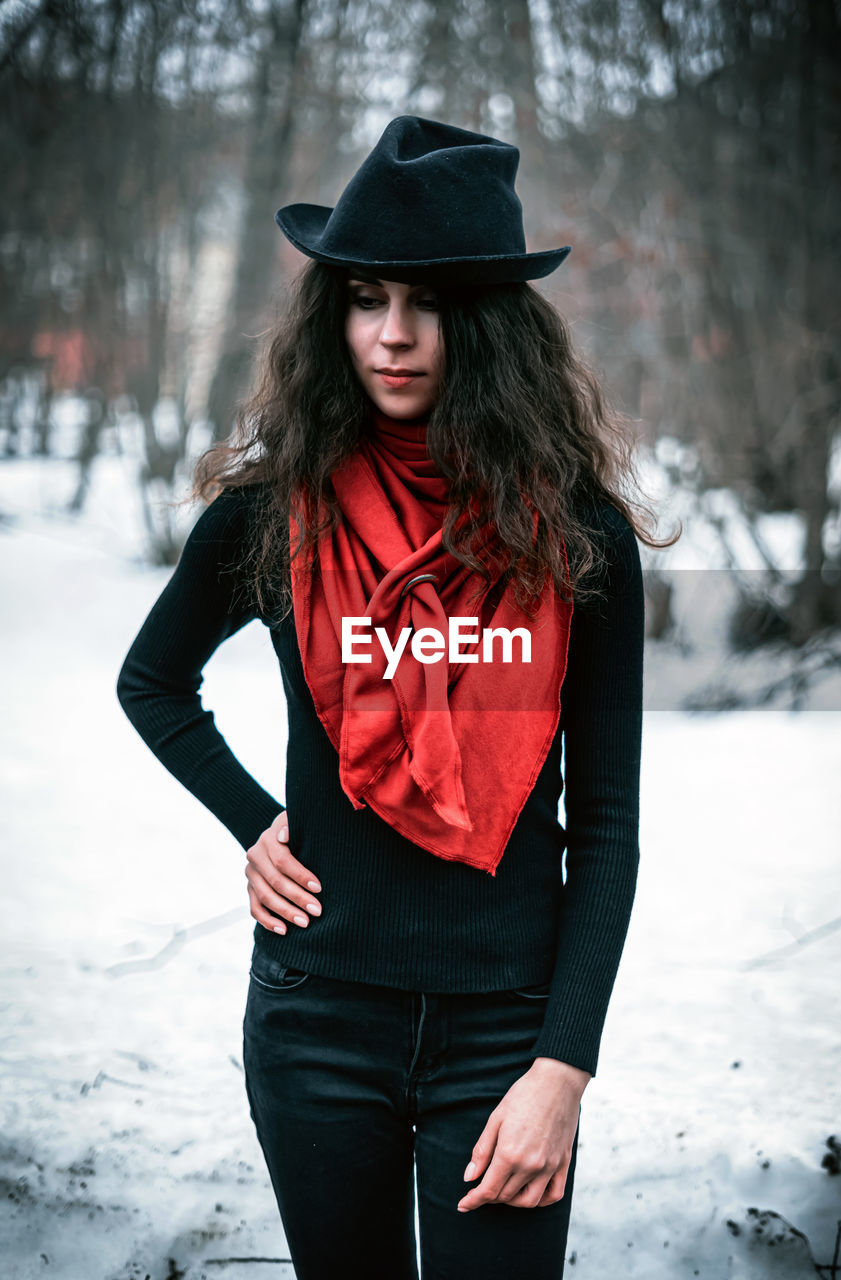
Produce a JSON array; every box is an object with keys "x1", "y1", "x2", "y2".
[
  {"x1": 530, "y1": 505, "x2": 645, "y2": 1075},
  {"x1": 115, "y1": 486, "x2": 286, "y2": 851}
]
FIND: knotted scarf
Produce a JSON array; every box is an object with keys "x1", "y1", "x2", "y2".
[{"x1": 289, "y1": 406, "x2": 574, "y2": 876}]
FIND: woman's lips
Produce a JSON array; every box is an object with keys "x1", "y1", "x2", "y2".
[{"x1": 376, "y1": 372, "x2": 425, "y2": 388}]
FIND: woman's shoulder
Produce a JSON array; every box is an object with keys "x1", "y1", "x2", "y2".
[
  {"x1": 215, "y1": 478, "x2": 268, "y2": 512},
  {"x1": 573, "y1": 492, "x2": 635, "y2": 537},
  {"x1": 190, "y1": 480, "x2": 267, "y2": 538},
  {"x1": 572, "y1": 495, "x2": 642, "y2": 601},
  {"x1": 175, "y1": 483, "x2": 270, "y2": 582}
]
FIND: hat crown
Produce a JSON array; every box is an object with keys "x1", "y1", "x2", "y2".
[
  {"x1": 274, "y1": 114, "x2": 572, "y2": 285},
  {"x1": 320, "y1": 117, "x2": 526, "y2": 262}
]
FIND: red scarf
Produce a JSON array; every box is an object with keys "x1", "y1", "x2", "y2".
[{"x1": 289, "y1": 406, "x2": 574, "y2": 876}]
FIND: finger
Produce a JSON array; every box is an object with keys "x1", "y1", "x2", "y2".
[
  {"x1": 272, "y1": 842, "x2": 322, "y2": 895},
  {"x1": 457, "y1": 1150, "x2": 516, "y2": 1212},
  {"x1": 249, "y1": 859, "x2": 322, "y2": 918},
  {"x1": 247, "y1": 866, "x2": 316, "y2": 928},
  {"x1": 535, "y1": 1165, "x2": 569, "y2": 1208},
  {"x1": 503, "y1": 1174, "x2": 552, "y2": 1209},
  {"x1": 265, "y1": 813, "x2": 322, "y2": 894},
  {"x1": 459, "y1": 1146, "x2": 552, "y2": 1212},
  {"x1": 481, "y1": 1158, "x2": 549, "y2": 1208},
  {"x1": 250, "y1": 837, "x2": 322, "y2": 902},
  {"x1": 462, "y1": 1110, "x2": 501, "y2": 1184},
  {"x1": 247, "y1": 883, "x2": 287, "y2": 935}
]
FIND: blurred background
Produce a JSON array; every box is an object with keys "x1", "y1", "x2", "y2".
[
  {"x1": 1, "y1": 0, "x2": 839, "y2": 699},
  {"x1": 1, "y1": 2, "x2": 840, "y2": 1278}
]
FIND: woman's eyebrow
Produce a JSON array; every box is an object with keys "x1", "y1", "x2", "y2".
[{"x1": 348, "y1": 275, "x2": 435, "y2": 293}]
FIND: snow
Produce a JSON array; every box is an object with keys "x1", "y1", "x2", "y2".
[{"x1": 1, "y1": 453, "x2": 839, "y2": 1279}]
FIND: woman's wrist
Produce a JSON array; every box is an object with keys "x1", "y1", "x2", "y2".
[{"x1": 529, "y1": 1055, "x2": 592, "y2": 1094}]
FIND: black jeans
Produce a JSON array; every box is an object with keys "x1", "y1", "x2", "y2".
[{"x1": 242, "y1": 942, "x2": 580, "y2": 1280}]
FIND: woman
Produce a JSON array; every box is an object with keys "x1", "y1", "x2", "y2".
[{"x1": 117, "y1": 116, "x2": 671, "y2": 1279}]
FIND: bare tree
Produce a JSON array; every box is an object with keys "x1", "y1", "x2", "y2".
[
  {"x1": 206, "y1": 0, "x2": 308, "y2": 441},
  {"x1": 1, "y1": 0, "x2": 838, "y2": 647}
]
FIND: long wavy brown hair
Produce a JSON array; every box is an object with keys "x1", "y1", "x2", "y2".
[{"x1": 189, "y1": 259, "x2": 679, "y2": 625}]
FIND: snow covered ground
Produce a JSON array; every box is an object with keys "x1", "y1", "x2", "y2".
[{"x1": 1, "y1": 450, "x2": 840, "y2": 1279}]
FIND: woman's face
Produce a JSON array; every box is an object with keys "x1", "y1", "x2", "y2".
[{"x1": 344, "y1": 274, "x2": 442, "y2": 418}]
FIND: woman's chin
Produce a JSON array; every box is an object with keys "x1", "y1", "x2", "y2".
[{"x1": 369, "y1": 389, "x2": 435, "y2": 419}]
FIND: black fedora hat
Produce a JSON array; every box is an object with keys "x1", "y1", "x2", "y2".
[{"x1": 275, "y1": 115, "x2": 572, "y2": 286}]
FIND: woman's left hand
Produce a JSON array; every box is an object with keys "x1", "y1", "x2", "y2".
[{"x1": 457, "y1": 1057, "x2": 590, "y2": 1212}]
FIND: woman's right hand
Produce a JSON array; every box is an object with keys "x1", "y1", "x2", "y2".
[{"x1": 245, "y1": 811, "x2": 322, "y2": 935}]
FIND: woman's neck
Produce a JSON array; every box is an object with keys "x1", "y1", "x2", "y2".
[{"x1": 370, "y1": 403, "x2": 430, "y2": 431}]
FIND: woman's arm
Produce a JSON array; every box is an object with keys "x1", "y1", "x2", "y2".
[
  {"x1": 115, "y1": 485, "x2": 285, "y2": 851},
  {"x1": 529, "y1": 500, "x2": 645, "y2": 1077},
  {"x1": 457, "y1": 502, "x2": 644, "y2": 1213}
]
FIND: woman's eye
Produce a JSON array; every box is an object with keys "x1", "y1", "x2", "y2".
[{"x1": 349, "y1": 293, "x2": 438, "y2": 310}]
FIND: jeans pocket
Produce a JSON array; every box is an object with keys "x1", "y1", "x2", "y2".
[
  {"x1": 506, "y1": 981, "x2": 552, "y2": 1002},
  {"x1": 249, "y1": 944, "x2": 312, "y2": 993}
]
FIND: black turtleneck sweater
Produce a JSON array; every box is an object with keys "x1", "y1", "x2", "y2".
[{"x1": 116, "y1": 466, "x2": 644, "y2": 1077}]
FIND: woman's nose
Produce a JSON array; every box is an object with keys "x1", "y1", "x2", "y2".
[{"x1": 379, "y1": 303, "x2": 415, "y2": 347}]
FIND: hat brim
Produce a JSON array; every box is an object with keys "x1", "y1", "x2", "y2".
[{"x1": 275, "y1": 205, "x2": 572, "y2": 285}]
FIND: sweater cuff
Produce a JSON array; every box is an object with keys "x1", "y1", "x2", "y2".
[{"x1": 224, "y1": 789, "x2": 287, "y2": 853}]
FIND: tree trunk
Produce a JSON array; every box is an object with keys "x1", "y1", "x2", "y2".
[
  {"x1": 789, "y1": 0, "x2": 841, "y2": 642},
  {"x1": 207, "y1": 0, "x2": 307, "y2": 441}
]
